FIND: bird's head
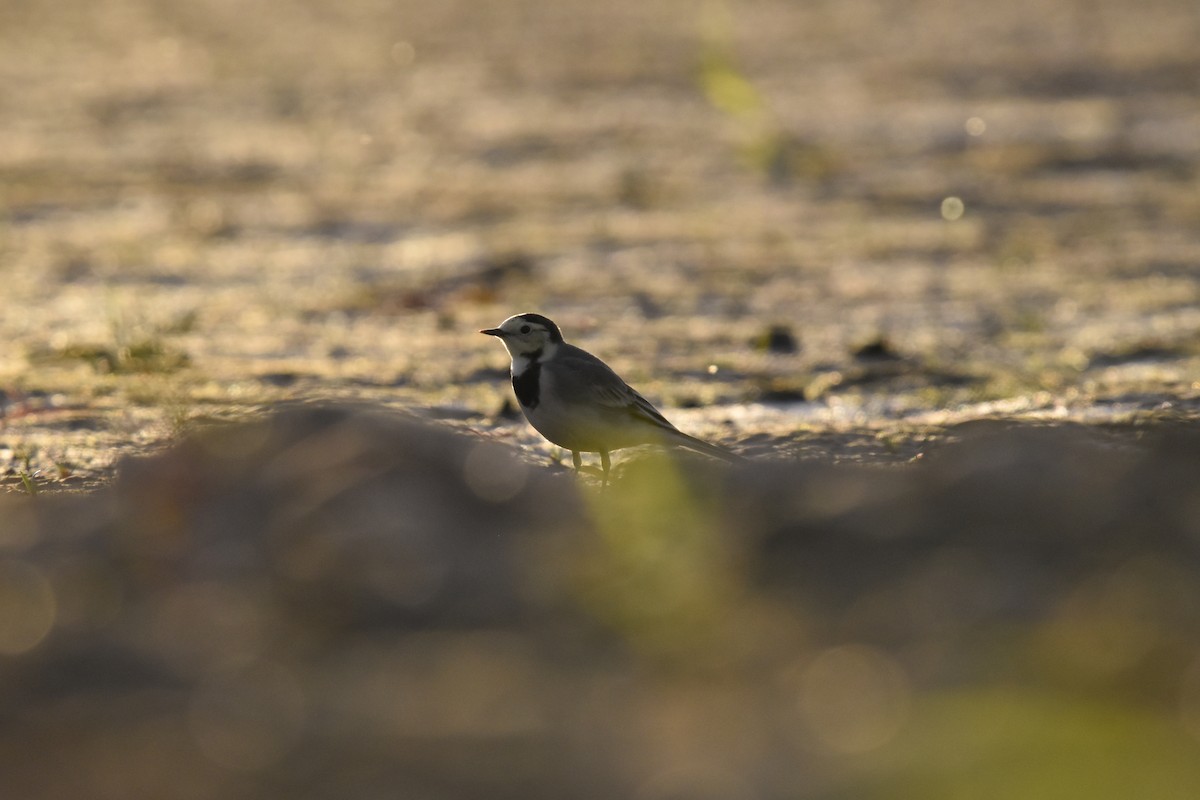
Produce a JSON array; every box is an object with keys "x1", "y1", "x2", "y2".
[{"x1": 480, "y1": 313, "x2": 564, "y2": 358}]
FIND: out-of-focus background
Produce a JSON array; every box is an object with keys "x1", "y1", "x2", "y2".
[
  {"x1": 1, "y1": 0, "x2": 1200, "y2": 798},
  {"x1": 1, "y1": 0, "x2": 1198, "y2": 482}
]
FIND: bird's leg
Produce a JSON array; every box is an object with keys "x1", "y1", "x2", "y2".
[
  {"x1": 572, "y1": 450, "x2": 582, "y2": 472},
  {"x1": 600, "y1": 449, "x2": 611, "y2": 488}
]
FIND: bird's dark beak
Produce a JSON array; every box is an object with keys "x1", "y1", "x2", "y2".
[{"x1": 480, "y1": 328, "x2": 504, "y2": 337}]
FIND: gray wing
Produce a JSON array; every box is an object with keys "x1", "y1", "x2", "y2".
[
  {"x1": 554, "y1": 343, "x2": 745, "y2": 461},
  {"x1": 554, "y1": 344, "x2": 680, "y2": 433}
]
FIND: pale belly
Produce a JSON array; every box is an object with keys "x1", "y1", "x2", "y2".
[{"x1": 520, "y1": 368, "x2": 653, "y2": 453}]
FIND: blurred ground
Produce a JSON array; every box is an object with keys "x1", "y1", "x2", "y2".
[
  {"x1": 1, "y1": 406, "x2": 1200, "y2": 799},
  {"x1": 0, "y1": 0, "x2": 1198, "y2": 487}
]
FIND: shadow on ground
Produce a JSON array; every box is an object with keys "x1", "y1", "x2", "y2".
[{"x1": 1, "y1": 405, "x2": 1199, "y2": 799}]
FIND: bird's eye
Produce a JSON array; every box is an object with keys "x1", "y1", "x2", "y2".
[{"x1": 520, "y1": 325, "x2": 531, "y2": 334}]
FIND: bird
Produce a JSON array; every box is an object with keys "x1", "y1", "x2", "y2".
[{"x1": 480, "y1": 312, "x2": 743, "y2": 484}]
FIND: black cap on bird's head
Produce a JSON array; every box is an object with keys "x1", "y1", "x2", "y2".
[
  {"x1": 512, "y1": 313, "x2": 563, "y2": 342},
  {"x1": 480, "y1": 313, "x2": 564, "y2": 355},
  {"x1": 480, "y1": 313, "x2": 563, "y2": 342}
]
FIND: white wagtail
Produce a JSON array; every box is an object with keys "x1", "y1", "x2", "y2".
[{"x1": 481, "y1": 313, "x2": 743, "y2": 484}]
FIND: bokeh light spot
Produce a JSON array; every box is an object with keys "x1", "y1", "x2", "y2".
[
  {"x1": 965, "y1": 116, "x2": 987, "y2": 136},
  {"x1": 941, "y1": 196, "x2": 965, "y2": 221},
  {"x1": 0, "y1": 559, "x2": 56, "y2": 655},
  {"x1": 799, "y1": 644, "x2": 911, "y2": 754},
  {"x1": 390, "y1": 40, "x2": 416, "y2": 66},
  {"x1": 464, "y1": 442, "x2": 528, "y2": 503}
]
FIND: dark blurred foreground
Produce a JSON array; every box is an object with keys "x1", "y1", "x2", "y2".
[{"x1": 2, "y1": 406, "x2": 1200, "y2": 799}]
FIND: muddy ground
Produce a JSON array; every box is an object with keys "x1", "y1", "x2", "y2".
[{"x1": 1, "y1": 0, "x2": 1198, "y2": 488}]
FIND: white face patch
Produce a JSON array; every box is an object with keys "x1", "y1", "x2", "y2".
[{"x1": 497, "y1": 317, "x2": 555, "y2": 357}]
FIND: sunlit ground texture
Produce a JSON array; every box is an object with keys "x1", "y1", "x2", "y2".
[
  {"x1": 0, "y1": 0, "x2": 1199, "y2": 485},
  {"x1": 1, "y1": 0, "x2": 1200, "y2": 796}
]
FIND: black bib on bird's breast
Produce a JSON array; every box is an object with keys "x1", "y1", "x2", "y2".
[{"x1": 511, "y1": 350, "x2": 542, "y2": 409}]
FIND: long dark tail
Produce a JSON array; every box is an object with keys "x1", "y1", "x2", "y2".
[{"x1": 667, "y1": 429, "x2": 747, "y2": 463}]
